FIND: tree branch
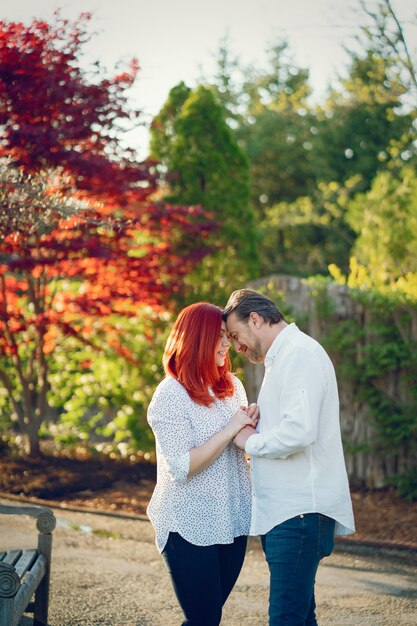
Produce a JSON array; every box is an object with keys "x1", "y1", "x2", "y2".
[{"x1": 385, "y1": 0, "x2": 417, "y2": 91}]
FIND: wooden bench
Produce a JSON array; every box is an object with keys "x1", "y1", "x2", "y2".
[{"x1": 0, "y1": 502, "x2": 56, "y2": 626}]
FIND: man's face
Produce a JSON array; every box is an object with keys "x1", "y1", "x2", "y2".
[{"x1": 226, "y1": 312, "x2": 265, "y2": 364}]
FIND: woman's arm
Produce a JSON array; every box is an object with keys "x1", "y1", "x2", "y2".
[{"x1": 188, "y1": 405, "x2": 258, "y2": 478}]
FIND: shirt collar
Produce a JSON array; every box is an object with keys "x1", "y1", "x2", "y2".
[{"x1": 264, "y1": 323, "x2": 297, "y2": 366}]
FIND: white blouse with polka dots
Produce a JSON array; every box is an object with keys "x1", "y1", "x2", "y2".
[{"x1": 147, "y1": 374, "x2": 252, "y2": 553}]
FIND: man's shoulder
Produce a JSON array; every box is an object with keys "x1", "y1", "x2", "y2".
[
  {"x1": 285, "y1": 326, "x2": 328, "y2": 359},
  {"x1": 286, "y1": 325, "x2": 316, "y2": 348}
]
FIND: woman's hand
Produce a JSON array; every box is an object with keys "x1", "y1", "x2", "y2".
[
  {"x1": 187, "y1": 403, "x2": 259, "y2": 478},
  {"x1": 226, "y1": 405, "x2": 259, "y2": 439},
  {"x1": 232, "y1": 403, "x2": 259, "y2": 450}
]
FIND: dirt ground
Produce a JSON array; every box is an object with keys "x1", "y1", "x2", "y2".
[
  {"x1": 0, "y1": 508, "x2": 414, "y2": 626},
  {"x1": 1, "y1": 507, "x2": 415, "y2": 626},
  {"x1": 1, "y1": 450, "x2": 416, "y2": 549}
]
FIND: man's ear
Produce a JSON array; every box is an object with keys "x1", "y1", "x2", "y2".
[{"x1": 249, "y1": 311, "x2": 262, "y2": 328}]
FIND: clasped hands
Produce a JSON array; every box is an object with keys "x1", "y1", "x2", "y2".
[{"x1": 232, "y1": 402, "x2": 259, "y2": 450}]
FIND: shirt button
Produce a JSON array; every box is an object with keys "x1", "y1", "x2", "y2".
[{"x1": 299, "y1": 514, "x2": 304, "y2": 518}]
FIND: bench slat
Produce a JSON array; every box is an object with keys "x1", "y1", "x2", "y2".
[
  {"x1": 14, "y1": 549, "x2": 38, "y2": 579},
  {"x1": 0, "y1": 552, "x2": 6, "y2": 561},
  {"x1": 2, "y1": 550, "x2": 22, "y2": 566},
  {"x1": 10, "y1": 555, "x2": 47, "y2": 626}
]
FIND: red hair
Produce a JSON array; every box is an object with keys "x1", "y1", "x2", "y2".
[{"x1": 163, "y1": 302, "x2": 235, "y2": 406}]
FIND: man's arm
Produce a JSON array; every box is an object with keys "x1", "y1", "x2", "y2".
[
  {"x1": 245, "y1": 349, "x2": 326, "y2": 459},
  {"x1": 234, "y1": 424, "x2": 257, "y2": 450}
]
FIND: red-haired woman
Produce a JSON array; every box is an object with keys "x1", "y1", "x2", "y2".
[{"x1": 147, "y1": 302, "x2": 257, "y2": 626}]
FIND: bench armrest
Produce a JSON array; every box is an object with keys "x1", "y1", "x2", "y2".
[
  {"x1": 0, "y1": 560, "x2": 21, "y2": 597},
  {"x1": 0, "y1": 503, "x2": 56, "y2": 534}
]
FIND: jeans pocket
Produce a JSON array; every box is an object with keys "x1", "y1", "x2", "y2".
[{"x1": 318, "y1": 514, "x2": 335, "y2": 558}]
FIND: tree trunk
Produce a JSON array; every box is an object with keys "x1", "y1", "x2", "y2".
[{"x1": 25, "y1": 421, "x2": 42, "y2": 457}]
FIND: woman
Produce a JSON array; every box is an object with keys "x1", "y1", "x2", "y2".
[{"x1": 147, "y1": 302, "x2": 257, "y2": 626}]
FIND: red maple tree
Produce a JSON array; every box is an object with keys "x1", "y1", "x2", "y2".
[{"x1": 0, "y1": 14, "x2": 213, "y2": 455}]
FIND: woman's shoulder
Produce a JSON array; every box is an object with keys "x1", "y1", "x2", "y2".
[
  {"x1": 152, "y1": 375, "x2": 188, "y2": 401},
  {"x1": 229, "y1": 374, "x2": 247, "y2": 401},
  {"x1": 148, "y1": 376, "x2": 190, "y2": 423},
  {"x1": 230, "y1": 373, "x2": 244, "y2": 391}
]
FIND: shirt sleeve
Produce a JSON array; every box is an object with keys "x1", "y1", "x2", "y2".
[
  {"x1": 147, "y1": 381, "x2": 192, "y2": 484},
  {"x1": 245, "y1": 348, "x2": 324, "y2": 459}
]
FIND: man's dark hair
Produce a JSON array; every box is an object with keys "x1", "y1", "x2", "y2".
[{"x1": 223, "y1": 289, "x2": 285, "y2": 325}]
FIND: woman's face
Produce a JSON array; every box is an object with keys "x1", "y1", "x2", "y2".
[{"x1": 215, "y1": 321, "x2": 231, "y2": 367}]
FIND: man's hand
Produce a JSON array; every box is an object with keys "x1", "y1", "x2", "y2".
[
  {"x1": 242, "y1": 402, "x2": 259, "y2": 421},
  {"x1": 234, "y1": 425, "x2": 257, "y2": 450}
]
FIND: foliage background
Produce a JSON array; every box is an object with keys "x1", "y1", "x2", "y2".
[{"x1": 1, "y1": 1, "x2": 417, "y2": 497}]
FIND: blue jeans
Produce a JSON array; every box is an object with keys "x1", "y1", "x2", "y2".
[
  {"x1": 161, "y1": 532, "x2": 247, "y2": 626},
  {"x1": 261, "y1": 513, "x2": 335, "y2": 626}
]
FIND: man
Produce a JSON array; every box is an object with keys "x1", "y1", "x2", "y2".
[{"x1": 223, "y1": 289, "x2": 355, "y2": 626}]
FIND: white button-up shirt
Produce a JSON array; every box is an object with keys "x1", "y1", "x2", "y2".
[
  {"x1": 245, "y1": 323, "x2": 355, "y2": 537},
  {"x1": 147, "y1": 375, "x2": 252, "y2": 552}
]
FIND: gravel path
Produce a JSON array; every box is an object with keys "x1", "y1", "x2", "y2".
[{"x1": 1, "y1": 505, "x2": 416, "y2": 625}]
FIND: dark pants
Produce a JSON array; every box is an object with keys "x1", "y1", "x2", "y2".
[
  {"x1": 261, "y1": 513, "x2": 335, "y2": 626},
  {"x1": 161, "y1": 532, "x2": 248, "y2": 626}
]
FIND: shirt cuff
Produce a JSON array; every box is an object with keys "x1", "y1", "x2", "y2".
[
  {"x1": 245, "y1": 433, "x2": 260, "y2": 456},
  {"x1": 168, "y1": 450, "x2": 190, "y2": 484}
]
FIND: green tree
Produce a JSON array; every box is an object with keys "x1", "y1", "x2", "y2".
[
  {"x1": 150, "y1": 81, "x2": 191, "y2": 166},
  {"x1": 46, "y1": 312, "x2": 171, "y2": 453},
  {"x1": 314, "y1": 48, "x2": 415, "y2": 189},
  {"x1": 345, "y1": 167, "x2": 417, "y2": 283},
  {"x1": 238, "y1": 43, "x2": 317, "y2": 213},
  {"x1": 261, "y1": 177, "x2": 360, "y2": 276},
  {"x1": 202, "y1": 4, "x2": 417, "y2": 279},
  {"x1": 207, "y1": 42, "x2": 317, "y2": 215},
  {"x1": 255, "y1": 10, "x2": 416, "y2": 276},
  {"x1": 150, "y1": 84, "x2": 259, "y2": 303},
  {"x1": 206, "y1": 41, "x2": 324, "y2": 276},
  {"x1": 205, "y1": 36, "x2": 242, "y2": 129}
]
